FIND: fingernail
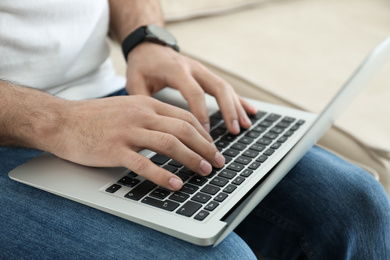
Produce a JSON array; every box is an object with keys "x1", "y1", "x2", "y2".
[
  {"x1": 215, "y1": 152, "x2": 225, "y2": 168},
  {"x1": 250, "y1": 104, "x2": 258, "y2": 113},
  {"x1": 232, "y1": 120, "x2": 240, "y2": 133},
  {"x1": 169, "y1": 177, "x2": 183, "y2": 190},
  {"x1": 244, "y1": 115, "x2": 252, "y2": 126},
  {"x1": 200, "y1": 159, "x2": 212, "y2": 175},
  {"x1": 203, "y1": 123, "x2": 210, "y2": 133}
]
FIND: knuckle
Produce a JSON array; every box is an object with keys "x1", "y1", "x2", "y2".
[
  {"x1": 178, "y1": 121, "x2": 192, "y2": 136},
  {"x1": 170, "y1": 57, "x2": 189, "y2": 72},
  {"x1": 182, "y1": 110, "x2": 197, "y2": 124},
  {"x1": 189, "y1": 87, "x2": 205, "y2": 98},
  {"x1": 190, "y1": 59, "x2": 202, "y2": 68},
  {"x1": 131, "y1": 156, "x2": 149, "y2": 173},
  {"x1": 189, "y1": 152, "x2": 201, "y2": 165},
  {"x1": 215, "y1": 80, "x2": 230, "y2": 93},
  {"x1": 153, "y1": 168, "x2": 172, "y2": 185},
  {"x1": 159, "y1": 134, "x2": 177, "y2": 153}
]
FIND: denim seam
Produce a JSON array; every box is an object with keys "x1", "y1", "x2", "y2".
[{"x1": 254, "y1": 206, "x2": 323, "y2": 260}]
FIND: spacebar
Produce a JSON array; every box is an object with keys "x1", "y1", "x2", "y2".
[{"x1": 124, "y1": 180, "x2": 157, "y2": 201}]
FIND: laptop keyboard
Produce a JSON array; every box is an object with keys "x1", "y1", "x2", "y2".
[{"x1": 105, "y1": 111, "x2": 305, "y2": 221}]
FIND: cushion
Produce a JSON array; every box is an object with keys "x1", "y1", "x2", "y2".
[{"x1": 161, "y1": 0, "x2": 275, "y2": 22}]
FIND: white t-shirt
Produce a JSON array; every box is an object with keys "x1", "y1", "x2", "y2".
[{"x1": 0, "y1": 0, "x2": 125, "y2": 100}]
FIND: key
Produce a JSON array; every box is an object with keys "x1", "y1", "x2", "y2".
[
  {"x1": 245, "y1": 131, "x2": 260, "y2": 139},
  {"x1": 250, "y1": 144, "x2": 266, "y2": 152},
  {"x1": 150, "y1": 154, "x2": 170, "y2": 165},
  {"x1": 240, "y1": 169, "x2": 253, "y2": 177},
  {"x1": 201, "y1": 184, "x2": 220, "y2": 195},
  {"x1": 218, "y1": 169, "x2": 237, "y2": 179},
  {"x1": 192, "y1": 192, "x2": 212, "y2": 204},
  {"x1": 251, "y1": 111, "x2": 267, "y2": 119},
  {"x1": 227, "y1": 162, "x2": 245, "y2": 172},
  {"x1": 163, "y1": 165, "x2": 178, "y2": 173},
  {"x1": 169, "y1": 192, "x2": 190, "y2": 203},
  {"x1": 257, "y1": 138, "x2": 272, "y2": 146},
  {"x1": 265, "y1": 113, "x2": 281, "y2": 122},
  {"x1": 215, "y1": 140, "x2": 230, "y2": 148},
  {"x1": 180, "y1": 184, "x2": 199, "y2": 194},
  {"x1": 264, "y1": 149, "x2": 275, "y2": 156},
  {"x1": 223, "y1": 149, "x2": 240, "y2": 158},
  {"x1": 253, "y1": 125, "x2": 267, "y2": 132},
  {"x1": 210, "y1": 177, "x2": 229, "y2": 187},
  {"x1": 176, "y1": 201, "x2": 202, "y2": 217},
  {"x1": 141, "y1": 197, "x2": 179, "y2": 211},
  {"x1": 168, "y1": 160, "x2": 183, "y2": 168},
  {"x1": 105, "y1": 184, "x2": 121, "y2": 193},
  {"x1": 256, "y1": 155, "x2": 268, "y2": 163},
  {"x1": 205, "y1": 201, "x2": 219, "y2": 211},
  {"x1": 249, "y1": 162, "x2": 261, "y2": 170},
  {"x1": 232, "y1": 176, "x2": 245, "y2": 185},
  {"x1": 282, "y1": 116, "x2": 296, "y2": 123},
  {"x1": 231, "y1": 143, "x2": 247, "y2": 151},
  {"x1": 235, "y1": 156, "x2": 252, "y2": 165},
  {"x1": 175, "y1": 173, "x2": 190, "y2": 182},
  {"x1": 117, "y1": 176, "x2": 140, "y2": 187},
  {"x1": 264, "y1": 132, "x2": 278, "y2": 140},
  {"x1": 238, "y1": 137, "x2": 254, "y2": 145},
  {"x1": 150, "y1": 188, "x2": 171, "y2": 199},
  {"x1": 124, "y1": 181, "x2": 157, "y2": 201},
  {"x1": 188, "y1": 176, "x2": 208, "y2": 186},
  {"x1": 214, "y1": 192, "x2": 228, "y2": 202},
  {"x1": 194, "y1": 210, "x2": 210, "y2": 221},
  {"x1": 259, "y1": 120, "x2": 273, "y2": 127},
  {"x1": 223, "y1": 184, "x2": 237, "y2": 194},
  {"x1": 277, "y1": 136, "x2": 288, "y2": 143},
  {"x1": 243, "y1": 150, "x2": 259, "y2": 158}
]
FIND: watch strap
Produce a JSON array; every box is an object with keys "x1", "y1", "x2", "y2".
[{"x1": 121, "y1": 26, "x2": 147, "y2": 61}]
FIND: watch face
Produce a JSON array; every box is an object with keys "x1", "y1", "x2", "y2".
[{"x1": 146, "y1": 24, "x2": 177, "y2": 46}]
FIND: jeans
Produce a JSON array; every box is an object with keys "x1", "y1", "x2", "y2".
[{"x1": 1, "y1": 90, "x2": 389, "y2": 259}]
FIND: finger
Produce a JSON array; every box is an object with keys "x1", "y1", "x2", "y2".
[
  {"x1": 238, "y1": 96, "x2": 258, "y2": 115},
  {"x1": 232, "y1": 92, "x2": 252, "y2": 129},
  {"x1": 118, "y1": 149, "x2": 183, "y2": 191},
  {"x1": 143, "y1": 116, "x2": 225, "y2": 169},
  {"x1": 191, "y1": 65, "x2": 241, "y2": 134},
  {"x1": 153, "y1": 100, "x2": 213, "y2": 143},
  {"x1": 131, "y1": 125, "x2": 225, "y2": 176},
  {"x1": 166, "y1": 71, "x2": 211, "y2": 132},
  {"x1": 126, "y1": 73, "x2": 151, "y2": 96}
]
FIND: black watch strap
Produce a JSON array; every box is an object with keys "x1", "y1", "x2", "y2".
[{"x1": 121, "y1": 26, "x2": 147, "y2": 61}]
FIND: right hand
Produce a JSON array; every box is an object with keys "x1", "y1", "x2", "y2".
[{"x1": 51, "y1": 95, "x2": 225, "y2": 191}]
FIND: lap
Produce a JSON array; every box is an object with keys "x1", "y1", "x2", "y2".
[
  {"x1": 237, "y1": 146, "x2": 390, "y2": 259},
  {"x1": 1, "y1": 146, "x2": 388, "y2": 259},
  {"x1": 0, "y1": 147, "x2": 255, "y2": 259}
]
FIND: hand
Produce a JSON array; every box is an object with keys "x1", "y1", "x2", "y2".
[
  {"x1": 125, "y1": 43, "x2": 257, "y2": 134},
  {"x1": 52, "y1": 96, "x2": 225, "y2": 191}
]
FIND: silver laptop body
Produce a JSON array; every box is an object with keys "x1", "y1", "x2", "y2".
[{"x1": 9, "y1": 36, "x2": 390, "y2": 246}]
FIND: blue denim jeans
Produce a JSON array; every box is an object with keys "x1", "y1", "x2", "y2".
[{"x1": 1, "y1": 90, "x2": 389, "y2": 259}]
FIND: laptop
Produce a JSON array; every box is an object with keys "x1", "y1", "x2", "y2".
[{"x1": 9, "y1": 36, "x2": 390, "y2": 246}]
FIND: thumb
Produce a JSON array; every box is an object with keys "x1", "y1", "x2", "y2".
[{"x1": 126, "y1": 73, "x2": 152, "y2": 96}]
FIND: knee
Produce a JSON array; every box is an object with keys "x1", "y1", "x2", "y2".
[{"x1": 304, "y1": 149, "x2": 390, "y2": 256}]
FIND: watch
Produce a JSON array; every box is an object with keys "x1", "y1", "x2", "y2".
[{"x1": 122, "y1": 24, "x2": 179, "y2": 60}]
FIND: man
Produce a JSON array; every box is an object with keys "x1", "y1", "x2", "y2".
[{"x1": 1, "y1": 0, "x2": 389, "y2": 259}]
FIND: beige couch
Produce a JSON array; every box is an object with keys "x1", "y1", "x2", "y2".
[{"x1": 110, "y1": 0, "x2": 390, "y2": 195}]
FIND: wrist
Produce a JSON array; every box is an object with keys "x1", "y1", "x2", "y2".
[
  {"x1": 0, "y1": 82, "x2": 69, "y2": 152},
  {"x1": 32, "y1": 98, "x2": 70, "y2": 153},
  {"x1": 122, "y1": 24, "x2": 179, "y2": 61}
]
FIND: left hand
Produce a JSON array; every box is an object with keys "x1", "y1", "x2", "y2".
[{"x1": 125, "y1": 42, "x2": 257, "y2": 134}]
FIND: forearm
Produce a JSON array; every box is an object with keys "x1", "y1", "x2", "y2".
[
  {"x1": 108, "y1": 0, "x2": 164, "y2": 43},
  {"x1": 0, "y1": 80, "x2": 66, "y2": 151}
]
